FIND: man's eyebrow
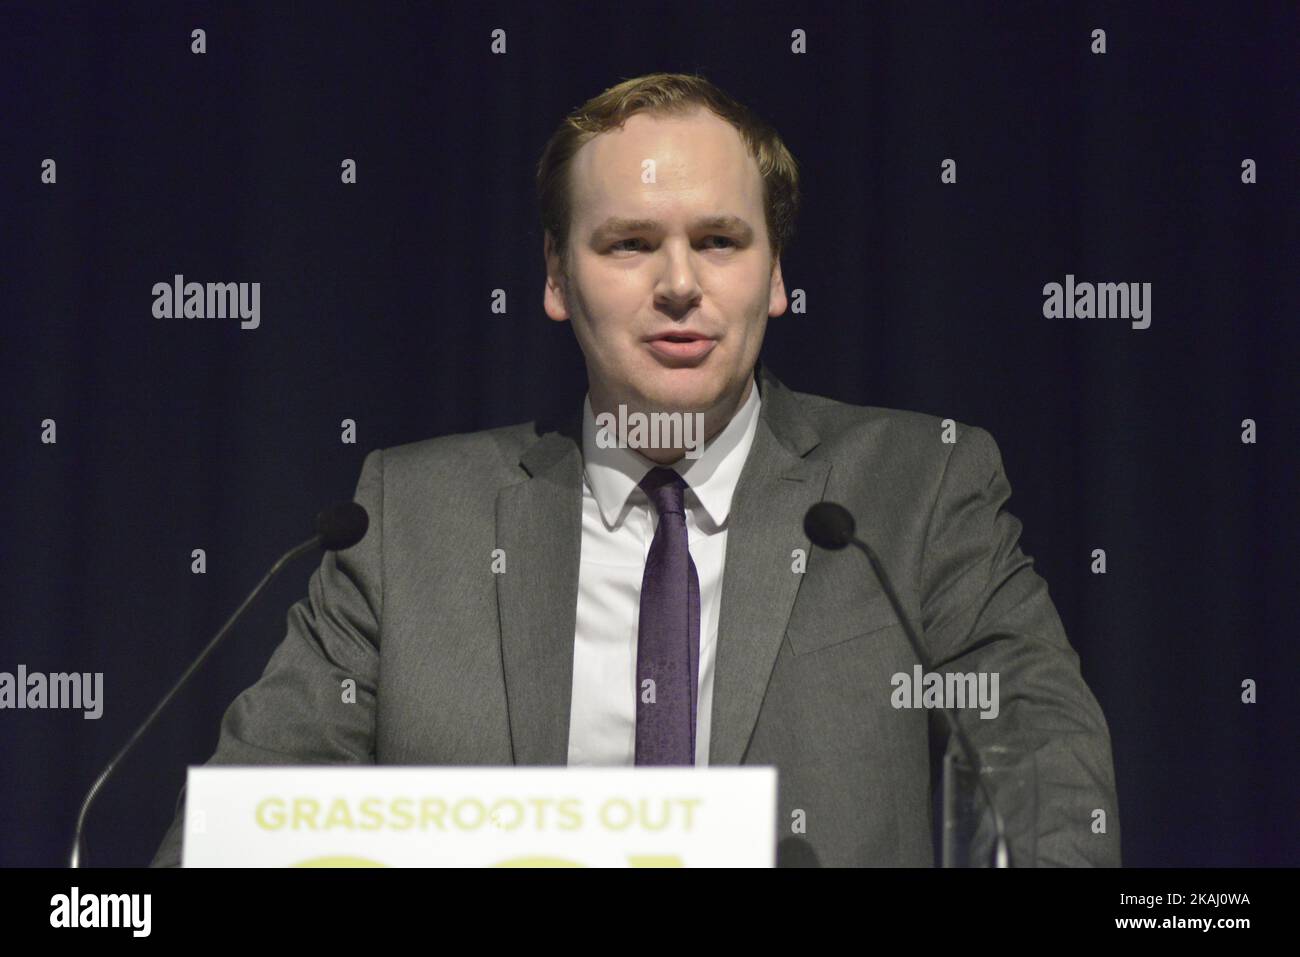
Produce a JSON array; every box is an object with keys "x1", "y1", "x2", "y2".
[{"x1": 590, "y1": 215, "x2": 755, "y2": 243}]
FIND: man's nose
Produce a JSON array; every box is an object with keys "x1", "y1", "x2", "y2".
[{"x1": 655, "y1": 241, "x2": 703, "y2": 312}]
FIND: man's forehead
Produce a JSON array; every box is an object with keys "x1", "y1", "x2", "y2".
[{"x1": 569, "y1": 109, "x2": 763, "y2": 221}]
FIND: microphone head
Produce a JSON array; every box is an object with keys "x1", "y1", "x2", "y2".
[
  {"x1": 315, "y1": 501, "x2": 369, "y2": 551},
  {"x1": 804, "y1": 502, "x2": 855, "y2": 550}
]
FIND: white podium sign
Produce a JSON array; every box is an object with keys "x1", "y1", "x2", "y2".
[{"x1": 182, "y1": 766, "x2": 776, "y2": 867}]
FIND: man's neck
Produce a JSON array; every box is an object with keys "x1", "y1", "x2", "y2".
[{"x1": 591, "y1": 375, "x2": 755, "y2": 466}]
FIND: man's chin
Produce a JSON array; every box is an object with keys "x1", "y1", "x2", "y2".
[{"x1": 628, "y1": 369, "x2": 728, "y2": 414}]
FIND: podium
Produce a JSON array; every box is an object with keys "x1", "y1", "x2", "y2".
[{"x1": 182, "y1": 766, "x2": 776, "y2": 867}]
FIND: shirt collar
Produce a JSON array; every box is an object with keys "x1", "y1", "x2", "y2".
[{"x1": 581, "y1": 375, "x2": 762, "y2": 530}]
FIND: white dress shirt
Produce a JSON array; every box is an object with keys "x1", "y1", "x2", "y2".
[{"x1": 566, "y1": 376, "x2": 762, "y2": 766}]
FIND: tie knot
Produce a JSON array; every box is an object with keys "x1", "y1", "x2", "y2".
[{"x1": 638, "y1": 466, "x2": 689, "y2": 518}]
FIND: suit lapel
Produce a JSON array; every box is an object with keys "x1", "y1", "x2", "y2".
[
  {"x1": 495, "y1": 415, "x2": 584, "y2": 765},
  {"x1": 495, "y1": 363, "x2": 829, "y2": 767},
  {"x1": 708, "y1": 364, "x2": 830, "y2": 764}
]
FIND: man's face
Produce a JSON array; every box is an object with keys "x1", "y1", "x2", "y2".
[{"x1": 544, "y1": 107, "x2": 787, "y2": 429}]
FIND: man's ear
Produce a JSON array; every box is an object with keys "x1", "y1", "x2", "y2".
[
  {"x1": 768, "y1": 253, "x2": 789, "y2": 318},
  {"x1": 543, "y1": 231, "x2": 570, "y2": 323}
]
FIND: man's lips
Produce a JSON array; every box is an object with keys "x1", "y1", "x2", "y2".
[{"x1": 644, "y1": 332, "x2": 717, "y2": 362}]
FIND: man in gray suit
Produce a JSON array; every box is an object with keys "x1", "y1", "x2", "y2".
[{"x1": 152, "y1": 73, "x2": 1119, "y2": 867}]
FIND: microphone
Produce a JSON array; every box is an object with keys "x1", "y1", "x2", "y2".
[
  {"x1": 316, "y1": 501, "x2": 369, "y2": 551},
  {"x1": 68, "y1": 501, "x2": 370, "y2": 868},
  {"x1": 803, "y1": 501, "x2": 1013, "y2": 868}
]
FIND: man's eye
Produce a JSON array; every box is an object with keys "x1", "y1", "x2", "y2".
[{"x1": 608, "y1": 236, "x2": 735, "y2": 253}]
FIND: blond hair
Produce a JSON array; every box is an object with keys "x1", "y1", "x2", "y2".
[{"x1": 537, "y1": 72, "x2": 800, "y2": 268}]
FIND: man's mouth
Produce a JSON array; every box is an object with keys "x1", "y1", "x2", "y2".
[{"x1": 644, "y1": 331, "x2": 717, "y2": 363}]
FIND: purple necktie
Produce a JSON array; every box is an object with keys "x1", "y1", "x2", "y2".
[{"x1": 634, "y1": 467, "x2": 701, "y2": 765}]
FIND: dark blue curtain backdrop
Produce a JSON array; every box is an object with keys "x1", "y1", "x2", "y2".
[{"x1": 2, "y1": 1, "x2": 1295, "y2": 867}]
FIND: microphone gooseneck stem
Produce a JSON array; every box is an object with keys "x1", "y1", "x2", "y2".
[
  {"x1": 69, "y1": 534, "x2": 324, "y2": 868},
  {"x1": 848, "y1": 537, "x2": 1012, "y2": 868}
]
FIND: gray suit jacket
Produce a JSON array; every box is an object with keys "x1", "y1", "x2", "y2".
[{"x1": 151, "y1": 362, "x2": 1120, "y2": 867}]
